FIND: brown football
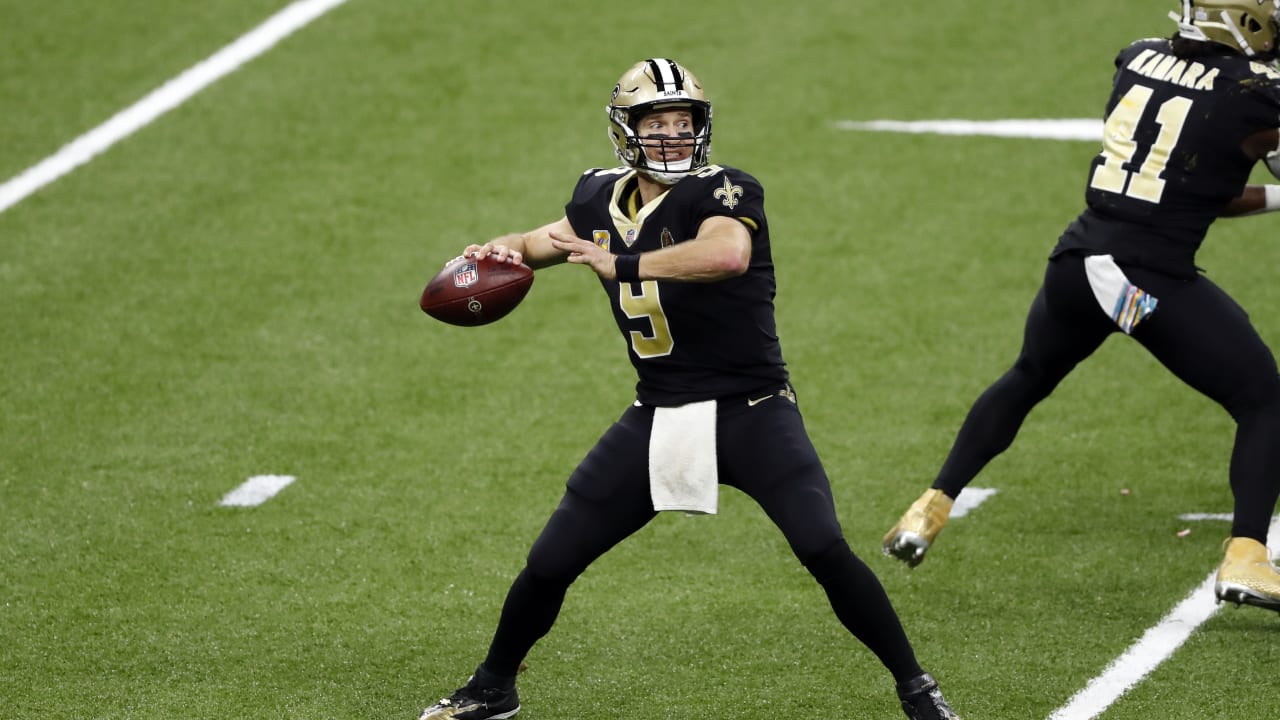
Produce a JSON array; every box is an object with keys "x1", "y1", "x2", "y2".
[{"x1": 419, "y1": 255, "x2": 535, "y2": 326}]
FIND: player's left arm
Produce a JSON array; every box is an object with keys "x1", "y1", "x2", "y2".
[{"x1": 549, "y1": 214, "x2": 752, "y2": 282}]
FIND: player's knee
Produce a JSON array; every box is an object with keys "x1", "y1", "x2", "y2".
[
  {"x1": 798, "y1": 536, "x2": 855, "y2": 579},
  {"x1": 1222, "y1": 372, "x2": 1280, "y2": 420},
  {"x1": 524, "y1": 502, "x2": 593, "y2": 582},
  {"x1": 525, "y1": 487, "x2": 628, "y2": 582},
  {"x1": 524, "y1": 546, "x2": 584, "y2": 585},
  {"x1": 526, "y1": 524, "x2": 596, "y2": 583},
  {"x1": 1009, "y1": 354, "x2": 1070, "y2": 400},
  {"x1": 506, "y1": 565, "x2": 573, "y2": 611}
]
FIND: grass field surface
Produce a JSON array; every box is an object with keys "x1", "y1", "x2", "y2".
[{"x1": 4, "y1": 1, "x2": 1280, "y2": 718}]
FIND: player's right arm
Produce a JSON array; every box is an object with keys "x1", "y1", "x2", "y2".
[
  {"x1": 463, "y1": 216, "x2": 575, "y2": 269},
  {"x1": 1223, "y1": 127, "x2": 1280, "y2": 217}
]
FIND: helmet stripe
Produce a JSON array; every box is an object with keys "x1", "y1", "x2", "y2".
[{"x1": 647, "y1": 58, "x2": 684, "y2": 93}]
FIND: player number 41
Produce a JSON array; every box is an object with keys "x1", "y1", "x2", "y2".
[{"x1": 1089, "y1": 84, "x2": 1192, "y2": 204}]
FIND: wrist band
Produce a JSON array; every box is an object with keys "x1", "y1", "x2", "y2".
[
  {"x1": 1266, "y1": 185, "x2": 1280, "y2": 211},
  {"x1": 615, "y1": 253, "x2": 641, "y2": 282}
]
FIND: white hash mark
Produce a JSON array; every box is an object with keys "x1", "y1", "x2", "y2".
[{"x1": 219, "y1": 475, "x2": 296, "y2": 507}]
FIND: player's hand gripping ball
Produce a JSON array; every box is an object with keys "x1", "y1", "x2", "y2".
[{"x1": 420, "y1": 255, "x2": 534, "y2": 326}]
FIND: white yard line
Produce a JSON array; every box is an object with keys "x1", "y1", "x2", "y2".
[
  {"x1": 219, "y1": 475, "x2": 296, "y2": 507},
  {"x1": 835, "y1": 118, "x2": 1103, "y2": 142},
  {"x1": 1046, "y1": 515, "x2": 1280, "y2": 720},
  {"x1": 951, "y1": 487, "x2": 997, "y2": 517},
  {"x1": 1178, "y1": 513, "x2": 1233, "y2": 522},
  {"x1": 0, "y1": 0, "x2": 350, "y2": 215}
]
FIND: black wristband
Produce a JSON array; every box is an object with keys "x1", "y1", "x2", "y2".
[{"x1": 614, "y1": 253, "x2": 641, "y2": 283}]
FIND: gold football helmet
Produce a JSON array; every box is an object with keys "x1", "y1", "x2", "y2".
[
  {"x1": 1170, "y1": 0, "x2": 1280, "y2": 58},
  {"x1": 607, "y1": 58, "x2": 712, "y2": 185}
]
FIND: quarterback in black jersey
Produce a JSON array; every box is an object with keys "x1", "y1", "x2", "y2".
[
  {"x1": 884, "y1": 0, "x2": 1280, "y2": 614},
  {"x1": 418, "y1": 59, "x2": 961, "y2": 720},
  {"x1": 563, "y1": 163, "x2": 786, "y2": 406}
]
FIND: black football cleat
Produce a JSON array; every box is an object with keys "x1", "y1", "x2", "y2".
[
  {"x1": 418, "y1": 676, "x2": 520, "y2": 720},
  {"x1": 898, "y1": 672, "x2": 961, "y2": 720}
]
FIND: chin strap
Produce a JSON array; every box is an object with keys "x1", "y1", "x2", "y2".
[{"x1": 639, "y1": 169, "x2": 687, "y2": 186}]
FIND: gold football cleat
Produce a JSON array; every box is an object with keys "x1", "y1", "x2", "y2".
[
  {"x1": 883, "y1": 489, "x2": 954, "y2": 567},
  {"x1": 1215, "y1": 537, "x2": 1280, "y2": 613}
]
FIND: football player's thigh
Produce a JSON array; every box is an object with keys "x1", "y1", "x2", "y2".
[
  {"x1": 530, "y1": 404, "x2": 657, "y2": 578},
  {"x1": 566, "y1": 403, "x2": 654, "y2": 503},
  {"x1": 1031, "y1": 256, "x2": 1114, "y2": 367},
  {"x1": 527, "y1": 484, "x2": 656, "y2": 580},
  {"x1": 719, "y1": 401, "x2": 843, "y2": 556},
  {"x1": 1131, "y1": 272, "x2": 1278, "y2": 402}
]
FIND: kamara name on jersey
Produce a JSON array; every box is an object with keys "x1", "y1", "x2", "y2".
[{"x1": 1126, "y1": 48, "x2": 1219, "y2": 91}]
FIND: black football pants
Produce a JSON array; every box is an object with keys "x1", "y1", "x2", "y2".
[
  {"x1": 934, "y1": 252, "x2": 1280, "y2": 543},
  {"x1": 479, "y1": 389, "x2": 925, "y2": 684}
]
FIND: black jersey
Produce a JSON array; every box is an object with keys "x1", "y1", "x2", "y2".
[
  {"x1": 564, "y1": 165, "x2": 788, "y2": 406},
  {"x1": 1054, "y1": 38, "x2": 1280, "y2": 276}
]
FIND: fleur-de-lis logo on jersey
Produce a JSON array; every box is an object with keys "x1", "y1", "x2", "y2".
[{"x1": 713, "y1": 176, "x2": 743, "y2": 209}]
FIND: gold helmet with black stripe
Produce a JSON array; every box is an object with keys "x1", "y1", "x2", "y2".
[{"x1": 607, "y1": 58, "x2": 712, "y2": 185}]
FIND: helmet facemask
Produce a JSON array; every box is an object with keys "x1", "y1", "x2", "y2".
[{"x1": 607, "y1": 59, "x2": 713, "y2": 185}]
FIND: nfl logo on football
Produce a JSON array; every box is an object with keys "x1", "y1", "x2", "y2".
[{"x1": 453, "y1": 262, "x2": 479, "y2": 288}]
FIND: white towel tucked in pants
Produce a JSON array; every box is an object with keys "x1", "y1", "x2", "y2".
[{"x1": 648, "y1": 400, "x2": 719, "y2": 514}]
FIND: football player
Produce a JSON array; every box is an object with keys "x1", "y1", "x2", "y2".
[
  {"x1": 884, "y1": 0, "x2": 1280, "y2": 614},
  {"x1": 417, "y1": 59, "x2": 962, "y2": 720}
]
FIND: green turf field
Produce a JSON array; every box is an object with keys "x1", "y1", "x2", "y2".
[{"x1": 4, "y1": 1, "x2": 1280, "y2": 718}]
